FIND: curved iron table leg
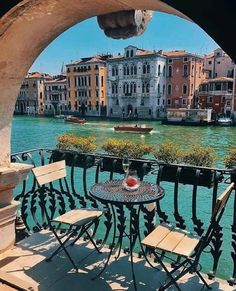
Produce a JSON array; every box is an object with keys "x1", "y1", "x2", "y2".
[{"x1": 92, "y1": 203, "x2": 117, "y2": 279}]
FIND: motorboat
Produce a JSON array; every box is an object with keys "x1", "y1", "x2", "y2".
[
  {"x1": 64, "y1": 116, "x2": 87, "y2": 124},
  {"x1": 218, "y1": 117, "x2": 232, "y2": 126},
  {"x1": 114, "y1": 124, "x2": 153, "y2": 133}
]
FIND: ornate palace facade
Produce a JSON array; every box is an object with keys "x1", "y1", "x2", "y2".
[{"x1": 106, "y1": 46, "x2": 166, "y2": 119}]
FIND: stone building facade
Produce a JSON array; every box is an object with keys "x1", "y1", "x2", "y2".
[
  {"x1": 106, "y1": 46, "x2": 166, "y2": 119},
  {"x1": 164, "y1": 51, "x2": 205, "y2": 109},
  {"x1": 15, "y1": 72, "x2": 52, "y2": 115},
  {"x1": 66, "y1": 55, "x2": 110, "y2": 117},
  {"x1": 197, "y1": 77, "x2": 234, "y2": 115},
  {"x1": 44, "y1": 76, "x2": 67, "y2": 115},
  {"x1": 204, "y1": 48, "x2": 234, "y2": 79}
]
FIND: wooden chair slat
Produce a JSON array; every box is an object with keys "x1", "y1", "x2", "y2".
[
  {"x1": 172, "y1": 234, "x2": 200, "y2": 257},
  {"x1": 214, "y1": 182, "x2": 234, "y2": 216},
  {"x1": 141, "y1": 224, "x2": 173, "y2": 248},
  {"x1": 52, "y1": 209, "x2": 103, "y2": 225},
  {"x1": 156, "y1": 228, "x2": 187, "y2": 252},
  {"x1": 32, "y1": 160, "x2": 65, "y2": 177},
  {"x1": 36, "y1": 168, "x2": 66, "y2": 186}
]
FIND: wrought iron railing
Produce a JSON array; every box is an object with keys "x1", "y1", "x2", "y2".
[{"x1": 11, "y1": 148, "x2": 236, "y2": 285}]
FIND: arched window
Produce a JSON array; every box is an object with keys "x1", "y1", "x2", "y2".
[
  {"x1": 163, "y1": 84, "x2": 165, "y2": 94},
  {"x1": 158, "y1": 65, "x2": 161, "y2": 76},
  {"x1": 126, "y1": 51, "x2": 129, "y2": 58},
  {"x1": 157, "y1": 84, "x2": 160, "y2": 94},
  {"x1": 112, "y1": 67, "x2": 115, "y2": 76},
  {"x1": 130, "y1": 83, "x2": 133, "y2": 94},
  {"x1": 183, "y1": 65, "x2": 188, "y2": 76},
  {"x1": 142, "y1": 83, "x2": 145, "y2": 93},
  {"x1": 131, "y1": 65, "x2": 134, "y2": 75},
  {"x1": 163, "y1": 65, "x2": 166, "y2": 76},
  {"x1": 146, "y1": 83, "x2": 150, "y2": 93},
  {"x1": 183, "y1": 84, "x2": 188, "y2": 95},
  {"x1": 127, "y1": 66, "x2": 130, "y2": 75},
  {"x1": 143, "y1": 64, "x2": 146, "y2": 74},
  {"x1": 133, "y1": 83, "x2": 136, "y2": 93},
  {"x1": 147, "y1": 64, "x2": 150, "y2": 74},
  {"x1": 168, "y1": 66, "x2": 172, "y2": 77},
  {"x1": 112, "y1": 84, "x2": 115, "y2": 94},
  {"x1": 123, "y1": 66, "x2": 127, "y2": 75},
  {"x1": 167, "y1": 84, "x2": 172, "y2": 95},
  {"x1": 134, "y1": 65, "x2": 137, "y2": 75},
  {"x1": 116, "y1": 67, "x2": 118, "y2": 75}
]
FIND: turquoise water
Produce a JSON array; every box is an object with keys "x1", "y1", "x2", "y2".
[
  {"x1": 11, "y1": 116, "x2": 236, "y2": 280},
  {"x1": 11, "y1": 115, "x2": 236, "y2": 166}
]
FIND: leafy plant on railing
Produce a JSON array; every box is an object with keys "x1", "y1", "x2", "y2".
[
  {"x1": 222, "y1": 148, "x2": 236, "y2": 168},
  {"x1": 56, "y1": 134, "x2": 96, "y2": 152},
  {"x1": 101, "y1": 138, "x2": 154, "y2": 159},
  {"x1": 182, "y1": 145, "x2": 217, "y2": 167},
  {"x1": 153, "y1": 142, "x2": 183, "y2": 163}
]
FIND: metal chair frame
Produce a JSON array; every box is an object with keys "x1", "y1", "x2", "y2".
[
  {"x1": 32, "y1": 161, "x2": 102, "y2": 271},
  {"x1": 143, "y1": 182, "x2": 235, "y2": 291}
]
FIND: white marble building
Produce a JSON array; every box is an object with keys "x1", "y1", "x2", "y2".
[{"x1": 107, "y1": 46, "x2": 166, "y2": 119}]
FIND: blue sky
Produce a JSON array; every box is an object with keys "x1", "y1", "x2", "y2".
[{"x1": 30, "y1": 11, "x2": 218, "y2": 76}]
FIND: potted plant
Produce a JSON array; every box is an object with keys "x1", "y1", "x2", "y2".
[
  {"x1": 222, "y1": 148, "x2": 236, "y2": 183},
  {"x1": 101, "y1": 139, "x2": 154, "y2": 177},
  {"x1": 155, "y1": 143, "x2": 218, "y2": 188},
  {"x1": 51, "y1": 134, "x2": 96, "y2": 168}
]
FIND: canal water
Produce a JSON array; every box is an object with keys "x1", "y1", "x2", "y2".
[
  {"x1": 11, "y1": 115, "x2": 236, "y2": 166},
  {"x1": 11, "y1": 116, "x2": 236, "y2": 280}
]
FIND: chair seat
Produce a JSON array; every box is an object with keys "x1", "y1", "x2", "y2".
[
  {"x1": 142, "y1": 223, "x2": 200, "y2": 257},
  {"x1": 52, "y1": 209, "x2": 103, "y2": 226}
]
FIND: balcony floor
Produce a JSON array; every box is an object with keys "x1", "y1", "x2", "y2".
[{"x1": 0, "y1": 231, "x2": 234, "y2": 291}]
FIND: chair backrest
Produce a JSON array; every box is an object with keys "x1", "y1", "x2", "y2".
[
  {"x1": 32, "y1": 160, "x2": 66, "y2": 186},
  {"x1": 195, "y1": 182, "x2": 234, "y2": 260}
]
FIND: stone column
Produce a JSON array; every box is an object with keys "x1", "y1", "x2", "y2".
[{"x1": 0, "y1": 163, "x2": 33, "y2": 253}]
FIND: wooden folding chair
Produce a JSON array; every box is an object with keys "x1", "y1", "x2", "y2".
[
  {"x1": 32, "y1": 160, "x2": 103, "y2": 271},
  {"x1": 142, "y1": 182, "x2": 234, "y2": 291}
]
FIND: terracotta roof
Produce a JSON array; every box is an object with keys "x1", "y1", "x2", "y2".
[
  {"x1": 163, "y1": 50, "x2": 203, "y2": 59},
  {"x1": 108, "y1": 49, "x2": 165, "y2": 61},
  {"x1": 68, "y1": 55, "x2": 106, "y2": 65},
  {"x1": 45, "y1": 78, "x2": 67, "y2": 84},
  {"x1": 26, "y1": 72, "x2": 53, "y2": 79}
]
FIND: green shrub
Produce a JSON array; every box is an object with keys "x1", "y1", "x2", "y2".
[
  {"x1": 56, "y1": 134, "x2": 96, "y2": 153},
  {"x1": 101, "y1": 139, "x2": 154, "y2": 159},
  {"x1": 183, "y1": 145, "x2": 216, "y2": 167},
  {"x1": 154, "y1": 142, "x2": 183, "y2": 163},
  {"x1": 223, "y1": 148, "x2": 236, "y2": 168}
]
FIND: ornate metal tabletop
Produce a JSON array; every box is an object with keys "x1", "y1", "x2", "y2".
[{"x1": 89, "y1": 179, "x2": 164, "y2": 204}]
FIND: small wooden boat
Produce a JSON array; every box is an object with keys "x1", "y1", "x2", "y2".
[
  {"x1": 114, "y1": 124, "x2": 153, "y2": 133},
  {"x1": 64, "y1": 116, "x2": 86, "y2": 124},
  {"x1": 218, "y1": 117, "x2": 232, "y2": 126}
]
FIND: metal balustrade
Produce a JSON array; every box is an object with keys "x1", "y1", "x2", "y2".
[{"x1": 11, "y1": 148, "x2": 236, "y2": 285}]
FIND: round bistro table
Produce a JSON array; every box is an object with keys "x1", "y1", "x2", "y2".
[{"x1": 89, "y1": 179, "x2": 165, "y2": 290}]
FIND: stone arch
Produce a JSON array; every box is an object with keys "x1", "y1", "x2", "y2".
[{"x1": 0, "y1": 0, "x2": 233, "y2": 164}]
